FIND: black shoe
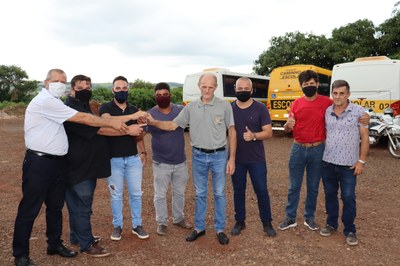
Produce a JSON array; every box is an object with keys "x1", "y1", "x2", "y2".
[
  {"x1": 217, "y1": 232, "x2": 229, "y2": 245},
  {"x1": 47, "y1": 243, "x2": 77, "y2": 258},
  {"x1": 231, "y1": 221, "x2": 246, "y2": 236},
  {"x1": 263, "y1": 221, "x2": 277, "y2": 237},
  {"x1": 14, "y1": 256, "x2": 35, "y2": 266},
  {"x1": 186, "y1": 230, "x2": 205, "y2": 242}
]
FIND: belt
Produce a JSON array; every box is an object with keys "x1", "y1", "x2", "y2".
[
  {"x1": 294, "y1": 141, "x2": 323, "y2": 148},
  {"x1": 26, "y1": 149, "x2": 66, "y2": 160},
  {"x1": 193, "y1": 147, "x2": 225, "y2": 153}
]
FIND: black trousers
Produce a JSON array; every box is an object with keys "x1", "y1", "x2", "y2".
[{"x1": 12, "y1": 152, "x2": 67, "y2": 258}]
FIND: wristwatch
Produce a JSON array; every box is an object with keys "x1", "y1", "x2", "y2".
[{"x1": 252, "y1": 133, "x2": 257, "y2": 141}]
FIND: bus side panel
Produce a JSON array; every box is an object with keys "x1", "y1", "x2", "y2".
[{"x1": 331, "y1": 61, "x2": 400, "y2": 114}]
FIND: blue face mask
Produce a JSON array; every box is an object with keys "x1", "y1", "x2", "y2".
[{"x1": 114, "y1": 90, "x2": 128, "y2": 103}]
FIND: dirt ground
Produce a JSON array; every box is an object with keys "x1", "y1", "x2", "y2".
[{"x1": 0, "y1": 117, "x2": 399, "y2": 265}]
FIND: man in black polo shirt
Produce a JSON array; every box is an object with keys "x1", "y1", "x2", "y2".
[
  {"x1": 64, "y1": 75, "x2": 146, "y2": 257},
  {"x1": 99, "y1": 76, "x2": 149, "y2": 241}
]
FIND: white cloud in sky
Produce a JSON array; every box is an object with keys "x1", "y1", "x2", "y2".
[{"x1": 0, "y1": 0, "x2": 396, "y2": 83}]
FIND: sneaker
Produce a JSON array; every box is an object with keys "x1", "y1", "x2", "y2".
[
  {"x1": 83, "y1": 242, "x2": 110, "y2": 258},
  {"x1": 157, "y1": 225, "x2": 167, "y2": 236},
  {"x1": 132, "y1": 225, "x2": 149, "y2": 239},
  {"x1": 231, "y1": 221, "x2": 246, "y2": 236},
  {"x1": 278, "y1": 218, "x2": 297, "y2": 230},
  {"x1": 304, "y1": 219, "x2": 319, "y2": 231},
  {"x1": 346, "y1": 232, "x2": 358, "y2": 246},
  {"x1": 263, "y1": 221, "x2": 277, "y2": 237},
  {"x1": 320, "y1": 224, "x2": 337, "y2": 237},
  {"x1": 110, "y1": 227, "x2": 122, "y2": 241}
]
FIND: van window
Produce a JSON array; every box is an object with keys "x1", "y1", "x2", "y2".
[{"x1": 222, "y1": 75, "x2": 268, "y2": 99}]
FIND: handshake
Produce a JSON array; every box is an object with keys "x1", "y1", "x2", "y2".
[{"x1": 126, "y1": 111, "x2": 155, "y2": 137}]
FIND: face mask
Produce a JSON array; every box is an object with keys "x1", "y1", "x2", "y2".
[
  {"x1": 155, "y1": 94, "x2": 171, "y2": 109},
  {"x1": 236, "y1": 91, "x2": 251, "y2": 102},
  {"x1": 48, "y1": 82, "x2": 66, "y2": 98},
  {"x1": 302, "y1": 86, "x2": 317, "y2": 97},
  {"x1": 114, "y1": 90, "x2": 128, "y2": 103},
  {"x1": 75, "y1": 89, "x2": 92, "y2": 102}
]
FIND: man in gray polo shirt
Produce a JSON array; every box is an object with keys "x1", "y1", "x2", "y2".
[
  {"x1": 319, "y1": 79, "x2": 369, "y2": 246},
  {"x1": 147, "y1": 73, "x2": 236, "y2": 245}
]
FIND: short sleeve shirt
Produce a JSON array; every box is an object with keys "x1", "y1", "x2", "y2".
[
  {"x1": 99, "y1": 100, "x2": 139, "y2": 158},
  {"x1": 323, "y1": 102, "x2": 367, "y2": 166},
  {"x1": 24, "y1": 88, "x2": 78, "y2": 155},
  {"x1": 173, "y1": 96, "x2": 234, "y2": 149},
  {"x1": 290, "y1": 95, "x2": 333, "y2": 143},
  {"x1": 232, "y1": 100, "x2": 271, "y2": 163},
  {"x1": 147, "y1": 104, "x2": 186, "y2": 164}
]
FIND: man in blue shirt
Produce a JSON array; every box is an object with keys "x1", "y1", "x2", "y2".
[{"x1": 146, "y1": 82, "x2": 192, "y2": 236}]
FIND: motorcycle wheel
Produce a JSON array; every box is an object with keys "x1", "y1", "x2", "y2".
[{"x1": 388, "y1": 135, "x2": 400, "y2": 159}]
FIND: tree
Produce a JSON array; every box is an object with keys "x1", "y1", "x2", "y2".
[
  {"x1": 0, "y1": 65, "x2": 38, "y2": 102},
  {"x1": 329, "y1": 19, "x2": 378, "y2": 63},
  {"x1": 253, "y1": 32, "x2": 332, "y2": 75},
  {"x1": 376, "y1": 10, "x2": 400, "y2": 59},
  {"x1": 130, "y1": 79, "x2": 154, "y2": 90}
]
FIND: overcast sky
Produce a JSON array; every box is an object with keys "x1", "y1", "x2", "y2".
[{"x1": 0, "y1": 0, "x2": 397, "y2": 84}]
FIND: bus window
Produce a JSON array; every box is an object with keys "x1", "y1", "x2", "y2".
[
  {"x1": 222, "y1": 75, "x2": 269, "y2": 99},
  {"x1": 317, "y1": 74, "x2": 331, "y2": 96}
]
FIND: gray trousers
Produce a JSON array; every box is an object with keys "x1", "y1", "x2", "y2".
[{"x1": 153, "y1": 161, "x2": 189, "y2": 225}]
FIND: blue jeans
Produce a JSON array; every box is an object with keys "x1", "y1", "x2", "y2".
[
  {"x1": 284, "y1": 143, "x2": 325, "y2": 220},
  {"x1": 108, "y1": 155, "x2": 143, "y2": 229},
  {"x1": 65, "y1": 179, "x2": 96, "y2": 252},
  {"x1": 192, "y1": 147, "x2": 227, "y2": 232},
  {"x1": 321, "y1": 161, "x2": 357, "y2": 236},
  {"x1": 232, "y1": 161, "x2": 272, "y2": 224}
]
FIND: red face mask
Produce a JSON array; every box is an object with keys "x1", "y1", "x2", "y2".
[{"x1": 155, "y1": 94, "x2": 171, "y2": 109}]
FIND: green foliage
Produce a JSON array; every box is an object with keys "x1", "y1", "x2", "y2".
[
  {"x1": 92, "y1": 87, "x2": 113, "y2": 102},
  {"x1": 171, "y1": 87, "x2": 183, "y2": 104},
  {"x1": 130, "y1": 79, "x2": 154, "y2": 90},
  {"x1": 377, "y1": 13, "x2": 400, "y2": 58},
  {"x1": 128, "y1": 88, "x2": 155, "y2": 110},
  {"x1": 0, "y1": 65, "x2": 38, "y2": 102}
]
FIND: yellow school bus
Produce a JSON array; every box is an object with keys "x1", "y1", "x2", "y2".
[{"x1": 267, "y1": 65, "x2": 332, "y2": 128}]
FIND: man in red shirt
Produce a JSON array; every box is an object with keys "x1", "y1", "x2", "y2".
[{"x1": 278, "y1": 70, "x2": 333, "y2": 231}]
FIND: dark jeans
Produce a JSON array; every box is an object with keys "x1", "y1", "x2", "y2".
[
  {"x1": 285, "y1": 143, "x2": 324, "y2": 220},
  {"x1": 321, "y1": 161, "x2": 357, "y2": 236},
  {"x1": 13, "y1": 153, "x2": 67, "y2": 258},
  {"x1": 231, "y1": 161, "x2": 273, "y2": 224},
  {"x1": 65, "y1": 179, "x2": 97, "y2": 252}
]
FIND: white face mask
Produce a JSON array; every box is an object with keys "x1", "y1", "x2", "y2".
[{"x1": 48, "y1": 82, "x2": 66, "y2": 98}]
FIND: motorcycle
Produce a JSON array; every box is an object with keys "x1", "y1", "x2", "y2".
[{"x1": 367, "y1": 108, "x2": 400, "y2": 158}]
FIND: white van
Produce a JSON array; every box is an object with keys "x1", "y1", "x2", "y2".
[
  {"x1": 331, "y1": 56, "x2": 400, "y2": 116},
  {"x1": 183, "y1": 68, "x2": 269, "y2": 105}
]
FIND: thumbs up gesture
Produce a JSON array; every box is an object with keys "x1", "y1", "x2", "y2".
[
  {"x1": 243, "y1": 126, "x2": 255, "y2": 142},
  {"x1": 286, "y1": 112, "x2": 295, "y2": 130}
]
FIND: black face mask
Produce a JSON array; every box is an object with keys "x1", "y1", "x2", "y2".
[
  {"x1": 114, "y1": 91, "x2": 128, "y2": 103},
  {"x1": 302, "y1": 86, "x2": 317, "y2": 97},
  {"x1": 236, "y1": 91, "x2": 252, "y2": 102},
  {"x1": 74, "y1": 89, "x2": 92, "y2": 102}
]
